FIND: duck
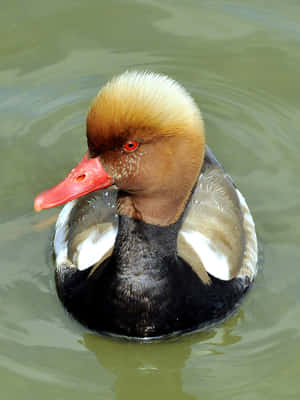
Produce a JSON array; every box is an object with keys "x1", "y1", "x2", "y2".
[{"x1": 34, "y1": 71, "x2": 258, "y2": 339}]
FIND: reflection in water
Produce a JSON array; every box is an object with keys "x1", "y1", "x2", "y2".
[
  {"x1": 80, "y1": 314, "x2": 243, "y2": 400},
  {"x1": 82, "y1": 333, "x2": 195, "y2": 400}
]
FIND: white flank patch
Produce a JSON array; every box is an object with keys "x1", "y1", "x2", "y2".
[
  {"x1": 236, "y1": 189, "x2": 255, "y2": 227},
  {"x1": 76, "y1": 226, "x2": 117, "y2": 271},
  {"x1": 236, "y1": 189, "x2": 258, "y2": 279},
  {"x1": 180, "y1": 230, "x2": 231, "y2": 280},
  {"x1": 54, "y1": 200, "x2": 77, "y2": 266}
]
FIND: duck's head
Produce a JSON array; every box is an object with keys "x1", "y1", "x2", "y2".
[{"x1": 34, "y1": 71, "x2": 205, "y2": 226}]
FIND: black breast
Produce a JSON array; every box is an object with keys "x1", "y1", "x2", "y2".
[{"x1": 55, "y1": 215, "x2": 249, "y2": 339}]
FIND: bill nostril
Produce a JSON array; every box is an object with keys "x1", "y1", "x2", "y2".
[{"x1": 76, "y1": 174, "x2": 86, "y2": 182}]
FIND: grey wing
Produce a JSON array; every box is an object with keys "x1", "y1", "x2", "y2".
[
  {"x1": 54, "y1": 190, "x2": 118, "y2": 271},
  {"x1": 178, "y1": 146, "x2": 257, "y2": 283}
]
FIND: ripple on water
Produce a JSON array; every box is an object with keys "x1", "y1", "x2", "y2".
[
  {"x1": 1, "y1": 70, "x2": 299, "y2": 397},
  {"x1": 186, "y1": 72, "x2": 300, "y2": 241}
]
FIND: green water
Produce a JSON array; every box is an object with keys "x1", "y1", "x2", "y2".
[{"x1": 1, "y1": 0, "x2": 300, "y2": 398}]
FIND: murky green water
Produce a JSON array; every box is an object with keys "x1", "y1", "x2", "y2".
[{"x1": 1, "y1": 0, "x2": 300, "y2": 398}]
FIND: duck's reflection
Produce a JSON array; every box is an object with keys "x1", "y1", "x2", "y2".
[
  {"x1": 79, "y1": 311, "x2": 243, "y2": 400},
  {"x1": 82, "y1": 332, "x2": 196, "y2": 400}
]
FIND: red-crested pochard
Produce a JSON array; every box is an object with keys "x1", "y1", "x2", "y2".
[{"x1": 34, "y1": 71, "x2": 257, "y2": 339}]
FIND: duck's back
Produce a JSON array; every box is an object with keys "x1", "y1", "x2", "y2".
[{"x1": 179, "y1": 147, "x2": 257, "y2": 284}]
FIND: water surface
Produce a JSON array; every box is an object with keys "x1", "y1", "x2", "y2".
[{"x1": 1, "y1": 1, "x2": 300, "y2": 398}]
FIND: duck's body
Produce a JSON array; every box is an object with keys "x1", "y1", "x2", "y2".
[{"x1": 35, "y1": 71, "x2": 257, "y2": 339}]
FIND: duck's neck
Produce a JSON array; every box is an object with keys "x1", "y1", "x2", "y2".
[{"x1": 116, "y1": 180, "x2": 196, "y2": 226}]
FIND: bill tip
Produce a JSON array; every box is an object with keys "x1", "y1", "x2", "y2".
[{"x1": 34, "y1": 196, "x2": 43, "y2": 212}]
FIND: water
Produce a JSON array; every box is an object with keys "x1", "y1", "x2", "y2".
[{"x1": 1, "y1": 0, "x2": 300, "y2": 398}]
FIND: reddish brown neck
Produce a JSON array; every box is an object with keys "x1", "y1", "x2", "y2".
[{"x1": 117, "y1": 171, "x2": 200, "y2": 227}]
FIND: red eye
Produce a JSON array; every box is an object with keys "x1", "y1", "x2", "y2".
[{"x1": 123, "y1": 140, "x2": 139, "y2": 152}]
